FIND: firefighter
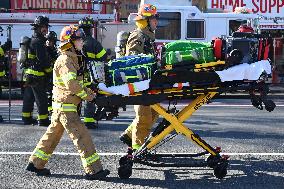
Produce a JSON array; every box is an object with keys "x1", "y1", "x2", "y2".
[
  {"x1": 78, "y1": 16, "x2": 107, "y2": 129},
  {"x1": 119, "y1": 4, "x2": 159, "y2": 150},
  {"x1": 46, "y1": 31, "x2": 59, "y2": 113},
  {"x1": 22, "y1": 15, "x2": 52, "y2": 126},
  {"x1": 26, "y1": 25, "x2": 110, "y2": 180},
  {"x1": 0, "y1": 39, "x2": 12, "y2": 122}
]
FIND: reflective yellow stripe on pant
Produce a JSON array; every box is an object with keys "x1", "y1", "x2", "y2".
[
  {"x1": 29, "y1": 108, "x2": 103, "y2": 174},
  {"x1": 52, "y1": 102, "x2": 77, "y2": 112}
]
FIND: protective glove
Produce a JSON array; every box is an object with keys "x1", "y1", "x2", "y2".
[
  {"x1": 85, "y1": 88, "x2": 96, "y2": 102},
  {"x1": 1, "y1": 39, "x2": 12, "y2": 52}
]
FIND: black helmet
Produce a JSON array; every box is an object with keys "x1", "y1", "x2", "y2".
[
  {"x1": 31, "y1": 15, "x2": 50, "y2": 27},
  {"x1": 78, "y1": 17, "x2": 95, "y2": 28},
  {"x1": 46, "y1": 31, "x2": 59, "y2": 41}
]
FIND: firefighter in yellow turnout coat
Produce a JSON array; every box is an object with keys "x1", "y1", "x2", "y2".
[
  {"x1": 26, "y1": 25, "x2": 110, "y2": 180},
  {"x1": 120, "y1": 4, "x2": 160, "y2": 150}
]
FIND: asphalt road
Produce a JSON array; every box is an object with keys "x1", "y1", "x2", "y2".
[{"x1": 0, "y1": 99, "x2": 283, "y2": 189}]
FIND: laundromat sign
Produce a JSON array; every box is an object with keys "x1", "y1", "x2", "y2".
[
  {"x1": 208, "y1": 0, "x2": 284, "y2": 29},
  {"x1": 10, "y1": 0, "x2": 92, "y2": 13}
]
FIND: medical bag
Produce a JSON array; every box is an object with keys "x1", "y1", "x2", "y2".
[
  {"x1": 105, "y1": 54, "x2": 157, "y2": 87},
  {"x1": 161, "y1": 41, "x2": 216, "y2": 67}
]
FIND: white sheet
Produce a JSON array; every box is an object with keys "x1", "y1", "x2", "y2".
[
  {"x1": 98, "y1": 79, "x2": 150, "y2": 96},
  {"x1": 98, "y1": 60, "x2": 271, "y2": 96},
  {"x1": 216, "y1": 60, "x2": 271, "y2": 82}
]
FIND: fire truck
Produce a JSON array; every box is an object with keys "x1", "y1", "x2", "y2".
[{"x1": 0, "y1": 1, "x2": 116, "y2": 87}]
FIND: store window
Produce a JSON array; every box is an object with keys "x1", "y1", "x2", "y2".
[
  {"x1": 155, "y1": 12, "x2": 181, "y2": 40},
  {"x1": 186, "y1": 20, "x2": 205, "y2": 39}
]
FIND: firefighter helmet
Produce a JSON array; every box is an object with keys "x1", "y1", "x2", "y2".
[
  {"x1": 31, "y1": 15, "x2": 50, "y2": 27},
  {"x1": 59, "y1": 25, "x2": 85, "y2": 50},
  {"x1": 46, "y1": 31, "x2": 59, "y2": 41},
  {"x1": 78, "y1": 17, "x2": 95, "y2": 28},
  {"x1": 60, "y1": 25, "x2": 85, "y2": 42},
  {"x1": 135, "y1": 4, "x2": 159, "y2": 21}
]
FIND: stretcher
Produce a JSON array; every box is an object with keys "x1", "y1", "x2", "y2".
[{"x1": 94, "y1": 60, "x2": 276, "y2": 179}]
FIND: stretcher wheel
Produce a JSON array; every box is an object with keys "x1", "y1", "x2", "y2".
[
  {"x1": 251, "y1": 96, "x2": 263, "y2": 110},
  {"x1": 206, "y1": 155, "x2": 219, "y2": 168},
  {"x1": 119, "y1": 156, "x2": 128, "y2": 166},
  {"x1": 264, "y1": 100, "x2": 276, "y2": 112},
  {"x1": 213, "y1": 162, "x2": 228, "y2": 179},
  {"x1": 119, "y1": 156, "x2": 133, "y2": 166},
  {"x1": 118, "y1": 164, "x2": 132, "y2": 179}
]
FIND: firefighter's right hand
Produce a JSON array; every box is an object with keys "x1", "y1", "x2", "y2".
[{"x1": 2, "y1": 39, "x2": 12, "y2": 51}]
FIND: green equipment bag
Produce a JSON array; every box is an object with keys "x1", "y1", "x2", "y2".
[{"x1": 163, "y1": 41, "x2": 216, "y2": 66}]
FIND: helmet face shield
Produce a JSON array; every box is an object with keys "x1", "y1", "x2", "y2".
[
  {"x1": 60, "y1": 25, "x2": 85, "y2": 45},
  {"x1": 73, "y1": 28, "x2": 85, "y2": 39}
]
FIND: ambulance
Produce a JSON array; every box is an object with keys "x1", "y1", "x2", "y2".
[{"x1": 98, "y1": 5, "x2": 260, "y2": 59}]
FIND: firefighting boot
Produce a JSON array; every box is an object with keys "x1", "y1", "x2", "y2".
[
  {"x1": 38, "y1": 119, "x2": 50, "y2": 127},
  {"x1": 26, "y1": 162, "x2": 51, "y2": 176},
  {"x1": 85, "y1": 169, "x2": 110, "y2": 180},
  {"x1": 22, "y1": 117, "x2": 38, "y2": 125},
  {"x1": 119, "y1": 133, "x2": 132, "y2": 147}
]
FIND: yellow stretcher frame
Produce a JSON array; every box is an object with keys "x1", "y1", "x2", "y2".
[
  {"x1": 117, "y1": 91, "x2": 230, "y2": 180},
  {"x1": 98, "y1": 80, "x2": 274, "y2": 179},
  {"x1": 146, "y1": 92, "x2": 218, "y2": 156}
]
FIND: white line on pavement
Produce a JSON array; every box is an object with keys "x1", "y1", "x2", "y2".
[
  {"x1": 174, "y1": 104, "x2": 284, "y2": 107},
  {"x1": 0, "y1": 152, "x2": 283, "y2": 156},
  {"x1": 1, "y1": 104, "x2": 284, "y2": 107}
]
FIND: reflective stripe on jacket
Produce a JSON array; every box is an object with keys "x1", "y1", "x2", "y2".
[{"x1": 52, "y1": 47, "x2": 94, "y2": 105}]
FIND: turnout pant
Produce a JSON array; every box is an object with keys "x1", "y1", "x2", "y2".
[
  {"x1": 29, "y1": 109, "x2": 103, "y2": 174},
  {"x1": 124, "y1": 105, "x2": 159, "y2": 150},
  {"x1": 83, "y1": 101, "x2": 96, "y2": 124},
  {"x1": 22, "y1": 80, "x2": 49, "y2": 121}
]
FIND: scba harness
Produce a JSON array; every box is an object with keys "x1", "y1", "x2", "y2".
[{"x1": 115, "y1": 30, "x2": 157, "y2": 59}]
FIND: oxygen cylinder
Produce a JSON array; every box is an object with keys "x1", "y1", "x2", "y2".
[
  {"x1": 17, "y1": 36, "x2": 31, "y2": 66},
  {"x1": 115, "y1": 31, "x2": 130, "y2": 58}
]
